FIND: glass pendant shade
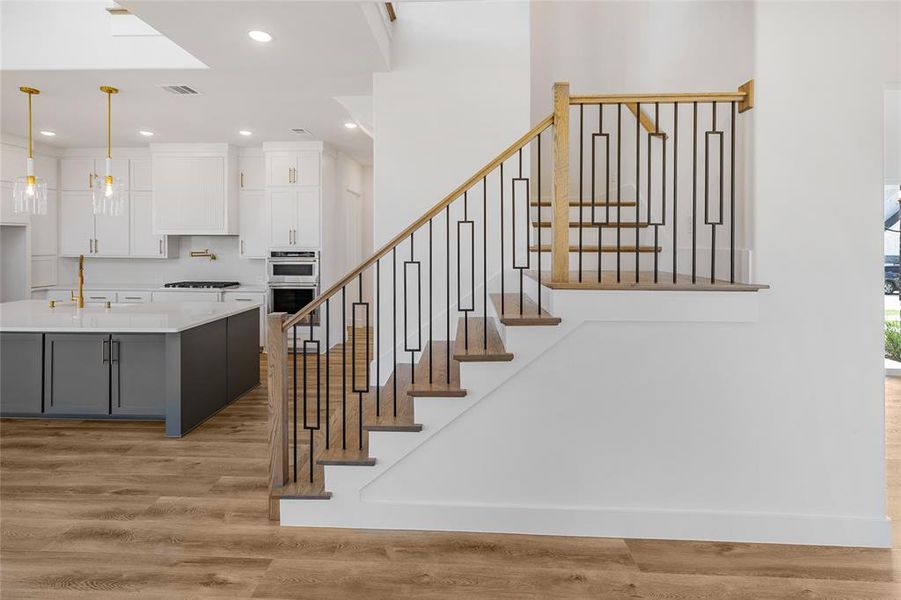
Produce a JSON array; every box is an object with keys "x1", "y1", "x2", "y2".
[
  {"x1": 92, "y1": 159, "x2": 124, "y2": 216},
  {"x1": 13, "y1": 159, "x2": 48, "y2": 215},
  {"x1": 13, "y1": 88, "x2": 47, "y2": 215}
]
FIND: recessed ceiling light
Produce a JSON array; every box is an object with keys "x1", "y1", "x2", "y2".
[
  {"x1": 138, "y1": 130, "x2": 154, "y2": 137},
  {"x1": 39, "y1": 130, "x2": 56, "y2": 137},
  {"x1": 344, "y1": 122, "x2": 358, "y2": 129},
  {"x1": 248, "y1": 30, "x2": 272, "y2": 43},
  {"x1": 239, "y1": 130, "x2": 253, "y2": 136}
]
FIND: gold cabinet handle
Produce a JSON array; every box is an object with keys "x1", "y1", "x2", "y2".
[
  {"x1": 240, "y1": 172, "x2": 245, "y2": 188},
  {"x1": 89, "y1": 173, "x2": 93, "y2": 189},
  {"x1": 159, "y1": 239, "x2": 163, "y2": 255}
]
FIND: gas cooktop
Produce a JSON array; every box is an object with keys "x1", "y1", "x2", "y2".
[{"x1": 163, "y1": 281, "x2": 240, "y2": 289}]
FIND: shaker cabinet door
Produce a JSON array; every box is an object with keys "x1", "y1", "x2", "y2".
[
  {"x1": 59, "y1": 191, "x2": 95, "y2": 256},
  {"x1": 44, "y1": 334, "x2": 110, "y2": 415},
  {"x1": 294, "y1": 189, "x2": 320, "y2": 247},
  {"x1": 111, "y1": 334, "x2": 166, "y2": 417},
  {"x1": 268, "y1": 188, "x2": 295, "y2": 246}
]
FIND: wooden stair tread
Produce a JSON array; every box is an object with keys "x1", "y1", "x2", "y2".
[
  {"x1": 530, "y1": 201, "x2": 637, "y2": 208},
  {"x1": 453, "y1": 317, "x2": 513, "y2": 362},
  {"x1": 407, "y1": 341, "x2": 466, "y2": 397},
  {"x1": 273, "y1": 480, "x2": 332, "y2": 500},
  {"x1": 529, "y1": 244, "x2": 661, "y2": 253},
  {"x1": 525, "y1": 270, "x2": 770, "y2": 292},
  {"x1": 532, "y1": 221, "x2": 651, "y2": 229},
  {"x1": 363, "y1": 364, "x2": 422, "y2": 431},
  {"x1": 490, "y1": 293, "x2": 561, "y2": 326}
]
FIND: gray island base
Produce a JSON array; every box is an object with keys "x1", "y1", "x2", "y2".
[{"x1": 0, "y1": 301, "x2": 260, "y2": 437}]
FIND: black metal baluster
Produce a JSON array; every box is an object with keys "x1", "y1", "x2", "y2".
[
  {"x1": 375, "y1": 261, "x2": 380, "y2": 417},
  {"x1": 445, "y1": 204, "x2": 450, "y2": 384},
  {"x1": 616, "y1": 103, "x2": 622, "y2": 282},
  {"x1": 692, "y1": 101, "x2": 698, "y2": 284},
  {"x1": 482, "y1": 176, "x2": 488, "y2": 350},
  {"x1": 673, "y1": 103, "x2": 679, "y2": 284},
  {"x1": 537, "y1": 132, "x2": 543, "y2": 313},
  {"x1": 408, "y1": 232, "x2": 416, "y2": 382},
  {"x1": 500, "y1": 162, "x2": 505, "y2": 315},
  {"x1": 392, "y1": 247, "x2": 397, "y2": 416},
  {"x1": 599, "y1": 104, "x2": 607, "y2": 282},
  {"x1": 325, "y1": 299, "x2": 330, "y2": 447},
  {"x1": 730, "y1": 101, "x2": 736, "y2": 284},
  {"x1": 357, "y1": 273, "x2": 365, "y2": 450},
  {"x1": 341, "y1": 285, "x2": 346, "y2": 450},
  {"x1": 710, "y1": 102, "x2": 717, "y2": 284},
  {"x1": 518, "y1": 150, "x2": 524, "y2": 313},
  {"x1": 635, "y1": 102, "x2": 641, "y2": 283},
  {"x1": 578, "y1": 103, "x2": 584, "y2": 282},
  {"x1": 292, "y1": 324, "x2": 297, "y2": 482},
  {"x1": 463, "y1": 192, "x2": 469, "y2": 348},
  {"x1": 429, "y1": 219, "x2": 433, "y2": 383}
]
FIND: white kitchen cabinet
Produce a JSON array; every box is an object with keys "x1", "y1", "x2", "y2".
[
  {"x1": 151, "y1": 290, "x2": 221, "y2": 303},
  {"x1": 296, "y1": 150, "x2": 320, "y2": 186},
  {"x1": 239, "y1": 154, "x2": 265, "y2": 190},
  {"x1": 59, "y1": 191, "x2": 95, "y2": 256},
  {"x1": 266, "y1": 152, "x2": 295, "y2": 187},
  {"x1": 129, "y1": 191, "x2": 172, "y2": 258},
  {"x1": 265, "y1": 150, "x2": 319, "y2": 187},
  {"x1": 60, "y1": 158, "x2": 94, "y2": 191},
  {"x1": 0, "y1": 181, "x2": 28, "y2": 225},
  {"x1": 93, "y1": 197, "x2": 130, "y2": 257},
  {"x1": 30, "y1": 188, "x2": 58, "y2": 256},
  {"x1": 34, "y1": 154, "x2": 58, "y2": 190},
  {"x1": 130, "y1": 159, "x2": 152, "y2": 191},
  {"x1": 268, "y1": 188, "x2": 294, "y2": 246},
  {"x1": 1, "y1": 144, "x2": 26, "y2": 183},
  {"x1": 60, "y1": 157, "x2": 128, "y2": 192},
  {"x1": 295, "y1": 188, "x2": 320, "y2": 247},
  {"x1": 268, "y1": 188, "x2": 320, "y2": 248},
  {"x1": 151, "y1": 144, "x2": 237, "y2": 235},
  {"x1": 223, "y1": 291, "x2": 267, "y2": 347},
  {"x1": 267, "y1": 189, "x2": 320, "y2": 248},
  {"x1": 118, "y1": 291, "x2": 151, "y2": 303},
  {"x1": 59, "y1": 190, "x2": 130, "y2": 257},
  {"x1": 238, "y1": 190, "x2": 267, "y2": 258}
]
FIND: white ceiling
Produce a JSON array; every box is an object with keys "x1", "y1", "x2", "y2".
[{"x1": 0, "y1": 1, "x2": 389, "y2": 164}]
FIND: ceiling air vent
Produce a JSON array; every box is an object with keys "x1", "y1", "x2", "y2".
[
  {"x1": 159, "y1": 84, "x2": 201, "y2": 95},
  {"x1": 289, "y1": 128, "x2": 312, "y2": 136}
]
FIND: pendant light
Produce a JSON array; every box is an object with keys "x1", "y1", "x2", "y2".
[
  {"x1": 12, "y1": 87, "x2": 48, "y2": 215},
  {"x1": 93, "y1": 85, "x2": 124, "y2": 216}
]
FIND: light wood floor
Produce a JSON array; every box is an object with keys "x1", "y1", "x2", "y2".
[{"x1": 1, "y1": 358, "x2": 899, "y2": 599}]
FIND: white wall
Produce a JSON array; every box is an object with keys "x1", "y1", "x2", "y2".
[
  {"x1": 887, "y1": 90, "x2": 901, "y2": 185},
  {"x1": 372, "y1": 1, "x2": 531, "y2": 246}
]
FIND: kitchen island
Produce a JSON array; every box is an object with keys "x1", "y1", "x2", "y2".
[{"x1": 0, "y1": 300, "x2": 260, "y2": 437}]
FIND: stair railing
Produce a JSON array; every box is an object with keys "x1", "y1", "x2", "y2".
[{"x1": 267, "y1": 80, "x2": 755, "y2": 518}]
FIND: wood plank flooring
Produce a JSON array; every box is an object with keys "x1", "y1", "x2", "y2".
[{"x1": 1, "y1": 356, "x2": 899, "y2": 598}]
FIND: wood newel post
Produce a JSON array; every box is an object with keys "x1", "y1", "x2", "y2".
[
  {"x1": 552, "y1": 81, "x2": 570, "y2": 283},
  {"x1": 267, "y1": 312, "x2": 289, "y2": 521}
]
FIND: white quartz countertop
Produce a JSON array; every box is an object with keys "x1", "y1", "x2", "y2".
[
  {"x1": 49, "y1": 283, "x2": 268, "y2": 293},
  {"x1": 0, "y1": 300, "x2": 261, "y2": 333}
]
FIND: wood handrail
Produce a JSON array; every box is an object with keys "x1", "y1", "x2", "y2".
[
  {"x1": 282, "y1": 113, "x2": 555, "y2": 331},
  {"x1": 570, "y1": 91, "x2": 748, "y2": 105}
]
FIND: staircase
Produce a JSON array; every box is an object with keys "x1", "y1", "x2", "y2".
[{"x1": 267, "y1": 81, "x2": 765, "y2": 526}]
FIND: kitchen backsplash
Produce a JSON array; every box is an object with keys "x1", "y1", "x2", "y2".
[{"x1": 56, "y1": 236, "x2": 266, "y2": 285}]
